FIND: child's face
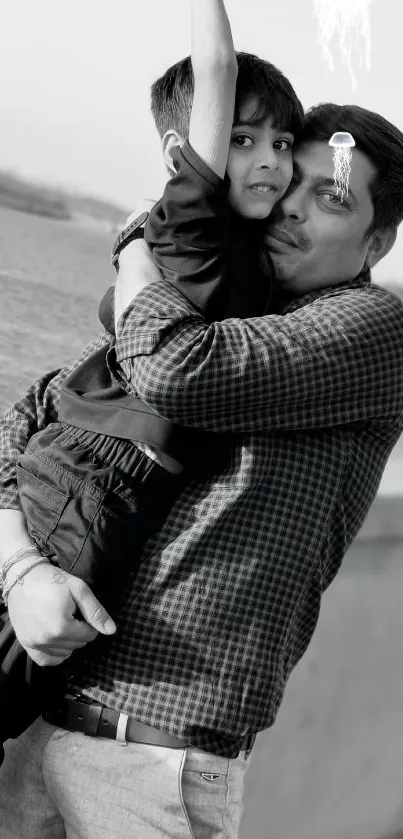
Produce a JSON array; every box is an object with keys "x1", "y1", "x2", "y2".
[{"x1": 227, "y1": 96, "x2": 294, "y2": 219}]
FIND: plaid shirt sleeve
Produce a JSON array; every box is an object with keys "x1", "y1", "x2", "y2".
[
  {"x1": 0, "y1": 333, "x2": 109, "y2": 508},
  {"x1": 114, "y1": 281, "x2": 403, "y2": 433}
]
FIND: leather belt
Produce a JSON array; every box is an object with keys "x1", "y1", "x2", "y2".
[{"x1": 43, "y1": 694, "x2": 190, "y2": 749}]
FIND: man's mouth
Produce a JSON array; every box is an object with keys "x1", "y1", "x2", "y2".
[{"x1": 266, "y1": 228, "x2": 302, "y2": 249}]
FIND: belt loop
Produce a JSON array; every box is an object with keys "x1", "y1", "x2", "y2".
[{"x1": 116, "y1": 713, "x2": 129, "y2": 747}]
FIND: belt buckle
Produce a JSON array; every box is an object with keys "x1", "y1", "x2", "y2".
[
  {"x1": 63, "y1": 694, "x2": 103, "y2": 737},
  {"x1": 67, "y1": 695, "x2": 129, "y2": 746}
]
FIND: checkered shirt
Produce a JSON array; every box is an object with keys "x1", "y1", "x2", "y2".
[{"x1": 1, "y1": 277, "x2": 403, "y2": 757}]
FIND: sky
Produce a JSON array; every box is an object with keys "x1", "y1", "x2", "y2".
[{"x1": 1, "y1": 0, "x2": 402, "y2": 282}]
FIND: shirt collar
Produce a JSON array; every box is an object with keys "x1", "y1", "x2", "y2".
[{"x1": 277, "y1": 266, "x2": 372, "y2": 316}]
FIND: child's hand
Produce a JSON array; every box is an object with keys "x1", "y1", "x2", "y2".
[
  {"x1": 115, "y1": 238, "x2": 162, "y2": 331},
  {"x1": 124, "y1": 199, "x2": 156, "y2": 228}
]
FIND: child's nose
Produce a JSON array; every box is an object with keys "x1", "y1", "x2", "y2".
[{"x1": 256, "y1": 147, "x2": 279, "y2": 170}]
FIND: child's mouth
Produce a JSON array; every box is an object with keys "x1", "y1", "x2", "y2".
[{"x1": 249, "y1": 184, "x2": 276, "y2": 194}]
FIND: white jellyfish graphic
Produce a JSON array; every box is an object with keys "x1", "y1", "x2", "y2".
[
  {"x1": 312, "y1": 0, "x2": 375, "y2": 91},
  {"x1": 328, "y1": 132, "x2": 356, "y2": 203}
]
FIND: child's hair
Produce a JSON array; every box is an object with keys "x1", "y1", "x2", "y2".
[
  {"x1": 151, "y1": 52, "x2": 304, "y2": 141},
  {"x1": 298, "y1": 103, "x2": 403, "y2": 237},
  {"x1": 150, "y1": 51, "x2": 304, "y2": 317}
]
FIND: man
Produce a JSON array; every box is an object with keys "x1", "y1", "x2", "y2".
[{"x1": 0, "y1": 103, "x2": 403, "y2": 838}]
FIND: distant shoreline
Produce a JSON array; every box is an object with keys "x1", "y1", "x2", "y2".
[
  {"x1": 0, "y1": 169, "x2": 128, "y2": 231},
  {"x1": 1, "y1": 183, "x2": 402, "y2": 299}
]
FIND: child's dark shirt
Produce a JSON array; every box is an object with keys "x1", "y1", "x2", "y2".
[{"x1": 16, "y1": 142, "x2": 275, "y2": 614}]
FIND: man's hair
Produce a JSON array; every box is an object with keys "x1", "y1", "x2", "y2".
[
  {"x1": 151, "y1": 52, "x2": 304, "y2": 141},
  {"x1": 297, "y1": 103, "x2": 403, "y2": 237}
]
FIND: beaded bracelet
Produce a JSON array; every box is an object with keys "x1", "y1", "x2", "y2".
[
  {"x1": 1, "y1": 558, "x2": 50, "y2": 606},
  {"x1": 0, "y1": 546, "x2": 43, "y2": 587}
]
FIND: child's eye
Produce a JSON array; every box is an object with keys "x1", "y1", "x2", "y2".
[
  {"x1": 232, "y1": 135, "x2": 253, "y2": 148},
  {"x1": 274, "y1": 139, "x2": 293, "y2": 152}
]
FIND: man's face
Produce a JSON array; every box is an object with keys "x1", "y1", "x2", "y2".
[
  {"x1": 226, "y1": 96, "x2": 294, "y2": 220},
  {"x1": 265, "y1": 140, "x2": 379, "y2": 295}
]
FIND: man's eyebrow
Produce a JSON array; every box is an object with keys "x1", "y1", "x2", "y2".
[{"x1": 293, "y1": 162, "x2": 358, "y2": 203}]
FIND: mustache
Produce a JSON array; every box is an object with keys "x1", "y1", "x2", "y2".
[
  {"x1": 265, "y1": 222, "x2": 311, "y2": 251},
  {"x1": 265, "y1": 207, "x2": 311, "y2": 250}
]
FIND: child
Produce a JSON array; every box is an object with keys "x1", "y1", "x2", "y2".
[{"x1": 3, "y1": 0, "x2": 303, "y2": 615}]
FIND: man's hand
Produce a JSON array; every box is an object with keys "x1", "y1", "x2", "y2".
[
  {"x1": 114, "y1": 209, "x2": 162, "y2": 331},
  {"x1": 7, "y1": 562, "x2": 116, "y2": 667}
]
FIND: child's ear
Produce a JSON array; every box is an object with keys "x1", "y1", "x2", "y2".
[{"x1": 161, "y1": 130, "x2": 185, "y2": 175}]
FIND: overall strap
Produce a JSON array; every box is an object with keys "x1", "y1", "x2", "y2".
[{"x1": 58, "y1": 345, "x2": 222, "y2": 465}]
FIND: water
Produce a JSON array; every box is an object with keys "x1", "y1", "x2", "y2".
[{"x1": 0, "y1": 205, "x2": 113, "y2": 409}]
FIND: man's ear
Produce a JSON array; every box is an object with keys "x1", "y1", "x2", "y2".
[
  {"x1": 161, "y1": 130, "x2": 186, "y2": 175},
  {"x1": 366, "y1": 226, "x2": 397, "y2": 268}
]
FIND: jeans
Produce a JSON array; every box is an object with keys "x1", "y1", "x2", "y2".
[{"x1": 0, "y1": 718, "x2": 251, "y2": 838}]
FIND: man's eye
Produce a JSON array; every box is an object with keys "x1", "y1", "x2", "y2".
[
  {"x1": 232, "y1": 135, "x2": 253, "y2": 147},
  {"x1": 320, "y1": 191, "x2": 346, "y2": 205}
]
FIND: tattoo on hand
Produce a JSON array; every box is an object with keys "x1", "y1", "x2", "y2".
[{"x1": 52, "y1": 570, "x2": 68, "y2": 585}]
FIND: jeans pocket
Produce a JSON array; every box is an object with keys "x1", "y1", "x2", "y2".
[
  {"x1": 180, "y1": 751, "x2": 231, "y2": 839},
  {"x1": 17, "y1": 458, "x2": 104, "y2": 578},
  {"x1": 17, "y1": 463, "x2": 69, "y2": 549},
  {"x1": 181, "y1": 771, "x2": 227, "y2": 839},
  {"x1": 180, "y1": 749, "x2": 248, "y2": 839},
  {"x1": 17, "y1": 444, "x2": 143, "y2": 613}
]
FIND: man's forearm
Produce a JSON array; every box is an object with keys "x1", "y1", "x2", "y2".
[
  {"x1": 0, "y1": 509, "x2": 35, "y2": 565},
  {"x1": 114, "y1": 281, "x2": 403, "y2": 433},
  {"x1": 0, "y1": 376, "x2": 65, "y2": 580},
  {"x1": 0, "y1": 509, "x2": 48, "y2": 610}
]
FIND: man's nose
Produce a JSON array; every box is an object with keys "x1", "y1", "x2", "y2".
[{"x1": 281, "y1": 185, "x2": 306, "y2": 220}]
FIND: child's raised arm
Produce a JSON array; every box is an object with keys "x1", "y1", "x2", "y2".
[
  {"x1": 189, "y1": 0, "x2": 238, "y2": 178},
  {"x1": 112, "y1": 0, "x2": 239, "y2": 325}
]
